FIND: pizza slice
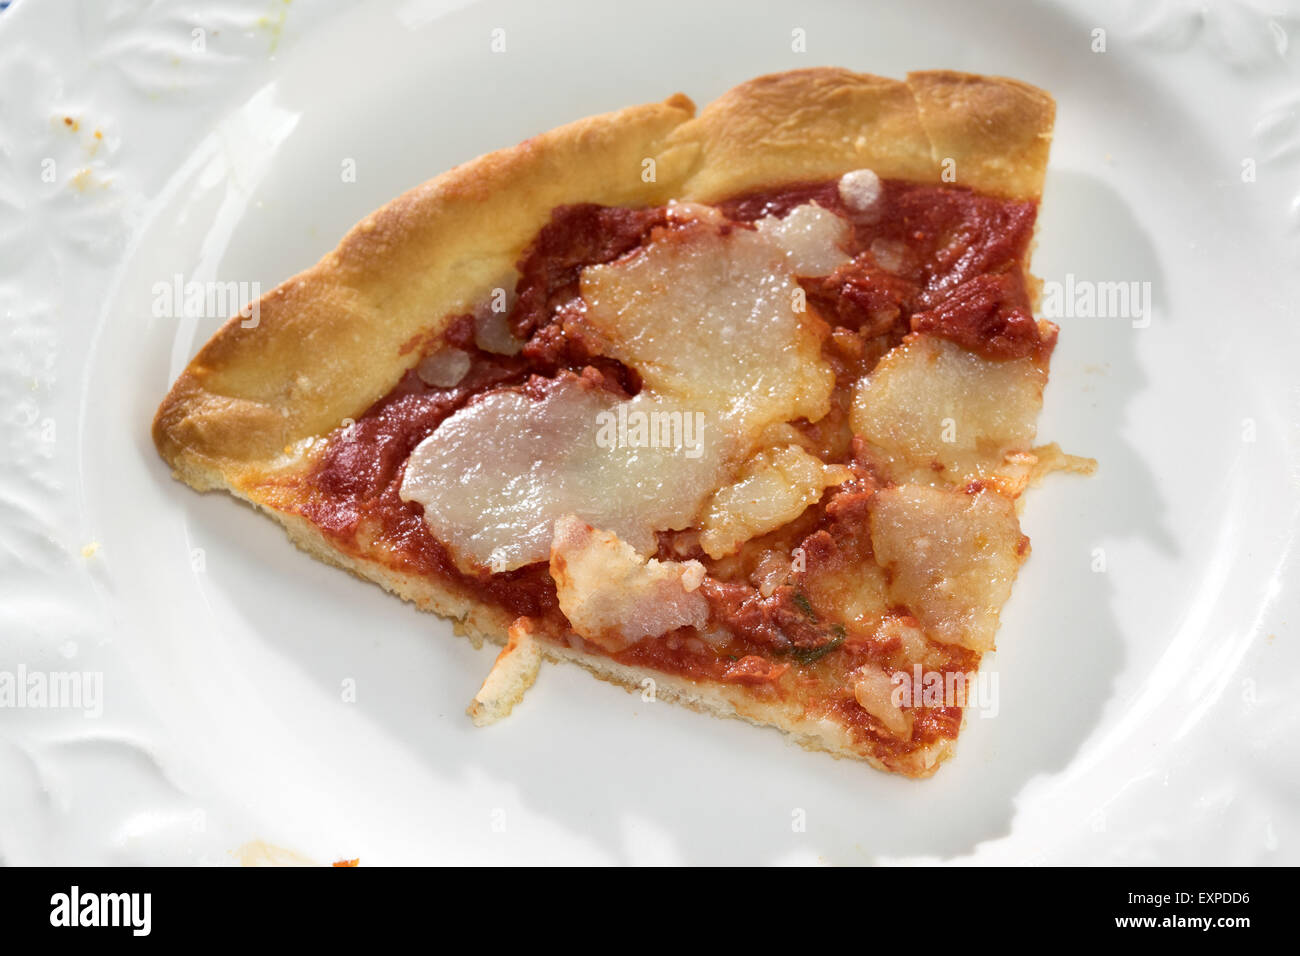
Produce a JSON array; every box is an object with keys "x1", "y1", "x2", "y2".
[{"x1": 153, "y1": 68, "x2": 1091, "y2": 777}]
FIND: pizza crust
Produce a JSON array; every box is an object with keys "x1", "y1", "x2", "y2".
[
  {"x1": 153, "y1": 68, "x2": 1053, "y2": 777},
  {"x1": 670, "y1": 68, "x2": 1053, "y2": 203},
  {"x1": 467, "y1": 618, "x2": 543, "y2": 727}
]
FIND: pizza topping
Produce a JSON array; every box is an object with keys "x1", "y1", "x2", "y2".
[
  {"x1": 748, "y1": 548, "x2": 795, "y2": 598},
  {"x1": 699, "y1": 445, "x2": 852, "y2": 559},
  {"x1": 851, "y1": 333, "x2": 1046, "y2": 489},
  {"x1": 801, "y1": 256, "x2": 915, "y2": 339},
  {"x1": 754, "y1": 202, "x2": 851, "y2": 276},
  {"x1": 473, "y1": 305, "x2": 525, "y2": 356},
  {"x1": 510, "y1": 203, "x2": 668, "y2": 340},
  {"x1": 699, "y1": 578, "x2": 842, "y2": 654},
  {"x1": 910, "y1": 272, "x2": 1053, "y2": 361},
  {"x1": 721, "y1": 655, "x2": 790, "y2": 685},
  {"x1": 874, "y1": 615, "x2": 931, "y2": 666},
  {"x1": 416, "y1": 349, "x2": 472, "y2": 388},
  {"x1": 716, "y1": 180, "x2": 844, "y2": 223},
  {"x1": 791, "y1": 622, "x2": 848, "y2": 664},
  {"x1": 837, "y1": 168, "x2": 883, "y2": 218},
  {"x1": 665, "y1": 199, "x2": 725, "y2": 225},
  {"x1": 799, "y1": 528, "x2": 892, "y2": 634},
  {"x1": 852, "y1": 666, "x2": 913, "y2": 737},
  {"x1": 579, "y1": 217, "x2": 834, "y2": 431},
  {"x1": 550, "y1": 515, "x2": 708, "y2": 652},
  {"x1": 401, "y1": 374, "x2": 725, "y2": 573},
  {"x1": 868, "y1": 484, "x2": 1027, "y2": 652}
]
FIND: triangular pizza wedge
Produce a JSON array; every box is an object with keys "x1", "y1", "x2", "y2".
[{"x1": 154, "y1": 69, "x2": 1090, "y2": 777}]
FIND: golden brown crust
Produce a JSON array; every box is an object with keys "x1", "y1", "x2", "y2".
[
  {"x1": 906, "y1": 70, "x2": 1055, "y2": 200},
  {"x1": 670, "y1": 68, "x2": 1053, "y2": 202},
  {"x1": 153, "y1": 68, "x2": 1052, "y2": 776}
]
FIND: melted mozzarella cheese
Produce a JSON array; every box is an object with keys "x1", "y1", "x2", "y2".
[
  {"x1": 473, "y1": 308, "x2": 523, "y2": 356},
  {"x1": 868, "y1": 484, "x2": 1026, "y2": 652},
  {"x1": 580, "y1": 218, "x2": 834, "y2": 430},
  {"x1": 803, "y1": 549, "x2": 892, "y2": 632},
  {"x1": 754, "y1": 202, "x2": 851, "y2": 277},
  {"x1": 416, "y1": 348, "x2": 471, "y2": 387},
  {"x1": 550, "y1": 515, "x2": 708, "y2": 652},
  {"x1": 401, "y1": 378, "x2": 727, "y2": 572},
  {"x1": 699, "y1": 445, "x2": 851, "y2": 559},
  {"x1": 852, "y1": 666, "x2": 913, "y2": 737},
  {"x1": 851, "y1": 334, "x2": 1046, "y2": 492}
]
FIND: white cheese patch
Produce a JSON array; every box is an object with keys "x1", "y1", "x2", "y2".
[
  {"x1": 869, "y1": 237, "x2": 906, "y2": 274},
  {"x1": 401, "y1": 217, "x2": 837, "y2": 574},
  {"x1": 550, "y1": 515, "x2": 708, "y2": 652},
  {"x1": 699, "y1": 444, "x2": 852, "y2": 559},
  {"x1": 473, "y1": 307, "x2": 524, "y2": 356},
  {"x1": 852, "y1": 666, "x2": 913, "y2": 737},
  {"x1": 580, "y1": 218, "x2": 834, "y2": 430},
  {"x1": 868, "y1": 484, "x2": 1026, "y2": 653},
  {"x1": 851, "y1": 334, "x2": 1046, "y2": 491},
  {"x1": 416, "y1": 349, "x2": 471, "y2": 388},
  {"x1": 838, "y1": 168, "x2": 883, "y2": 218},
  {"x1": 754, "y1": 202, "x2": 851, "y2": 277},
  {"x1": 400, "y1": 377, "x2": 725, "y2": 573}
]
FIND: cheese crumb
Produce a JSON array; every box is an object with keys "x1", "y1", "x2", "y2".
[
  {"x1": 838, "y1": 168, "x2": 883, "y2": 217},
  {"x1": 417, "y1": 349, "x2": 471, "y2": 388}
]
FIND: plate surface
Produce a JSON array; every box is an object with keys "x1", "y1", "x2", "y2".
[{"x1": 2, "y1": 0, "x2": 1298, "y2": 865}]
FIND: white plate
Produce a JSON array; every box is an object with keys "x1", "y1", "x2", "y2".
[{"x1": 2, "y1": 0, "x2": 1297, "y2": 865}]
